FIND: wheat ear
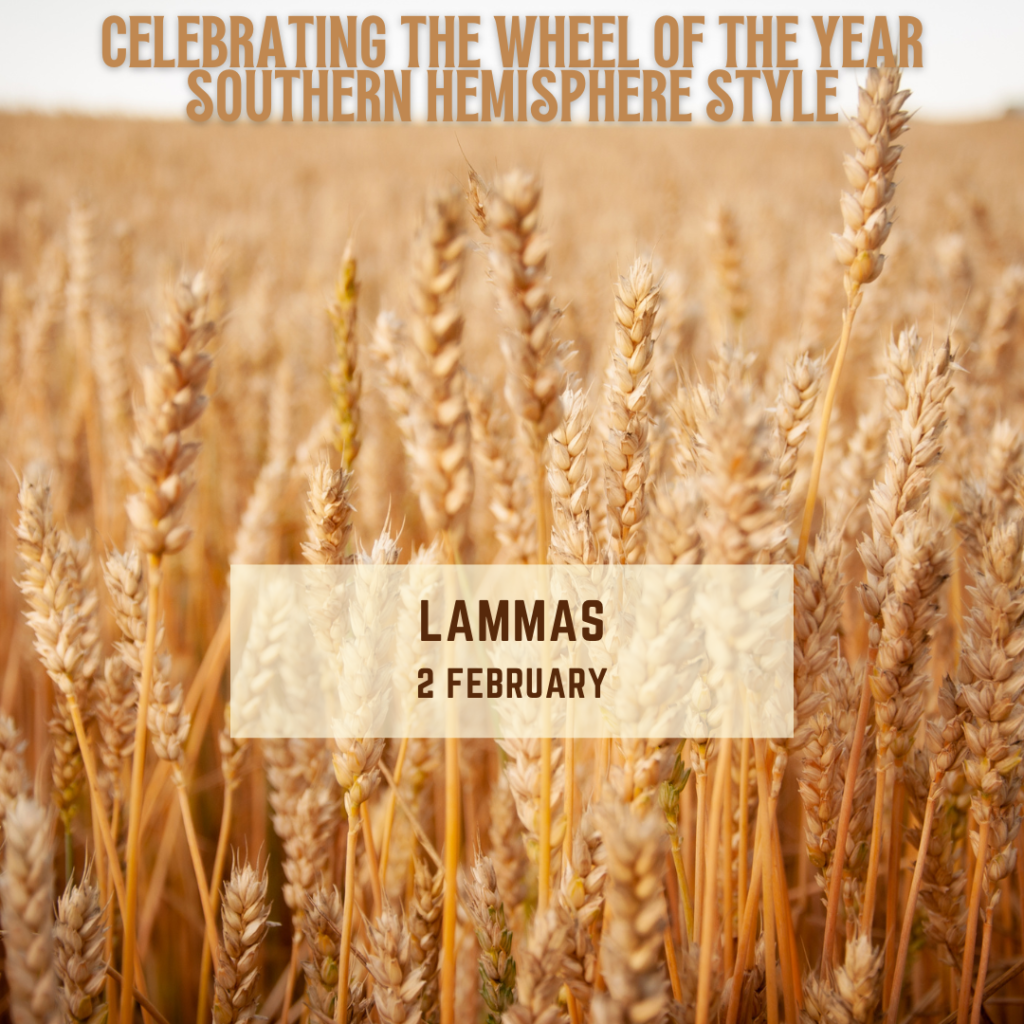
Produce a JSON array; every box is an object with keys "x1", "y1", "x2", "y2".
[
  {"x1": 361, "y1": 901, "x2": 428, "y2": 1024},
  {"x1": 55, "y1": 874, "x2": 107, "y2": 1024},
  {"x1": 461, "y1": 855, "x2": 517, "y2": 1024},
  {"x1": 485, "y1": 169, "x2": 564, "y2": 564},
  {"x1": 409, "y1": 848, "x2": 444, "y2": 1024},
  {"x1": 0, "y1": 712, "x2": 29, "y2": 823},
  {"x1": 16, "y1": 469, "x2": 128, "y2": 919},
  {"x1": 605, "y1": 258, "x2": 660, "y2": 565},
  {"x1": 799, "y1": 65, "x2": 911, "y2": 562},
  {"x1": 597, "y1": 800, "x2": 669, "y2": 1024},
  {"x1": 329, "y1": 239, "x2": 361, "y2": 471}
]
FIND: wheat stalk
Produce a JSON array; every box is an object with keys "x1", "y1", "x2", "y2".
[
  {"x1": 328, "y1": 239, "x2": 361, "y2": 470},
  {"x1": 361, "y1": 901, "x2": 428, "y2": 1024},
  {"x1": 198, "y1": 708, "x2": 250, "y2": 1024}
]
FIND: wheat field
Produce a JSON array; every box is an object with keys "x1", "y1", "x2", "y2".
[{"x1": 1, "y1": 72, "x2": 1024, "y2": 1024}]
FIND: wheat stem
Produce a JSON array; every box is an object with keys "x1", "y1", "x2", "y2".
[
  {"x1": 378, "y1": 735, "x2": 410, "y2": 885},
  {"x1": 280, "y1": 934, "x2": 302, "y2": 1024},
  {"x1": 738, "y1": 735, "x2": 750, "y2": 930},
  {"x1": 90, "y1": 765, "x2": 107, "y2": 906},
  {"x1": 821, "y1": 647, "x2": 875, "y2": 971},
  {"x1": 770, "y1": 810, "x2": 799, "y2": 1020},
  {"x1": 175, "y1": 776, "x2": 220, "y2": 961},
  {"x1": 725, "y1": 822, "x2": 766, "y2": 1024},
  {"x1": 664, "y1": 924, "x2": 683, "y2": 1002},
  {"x1": 197, "y1": 780, "x2": 235, "y2": 1024},
  {"x1": 441, "y1": 735, "x2": 460, "y2": 1024},
  {"x1": 139, "y1": 794, "x2": 181, "y2": 958},
  {"x1": 668, "y1": 840, "x2": 694, "y2": 945},
  {"x1": 336, "y1": 813, "x2": 359, "y2": 1024},
  {"x1": 66, "y1": 695, "x2": 126, "y2": 915},
  {"x1": 380, "y1": 760, "x2": 444, "y2": 872},
  {"x1": 595, "y1": 735, "x2": 610, "y2": 801},
  {"x1": 562, "y1": 705, "x2": 575, "y2": 870},
  {"x1": 693, "y1": 755, "x2": 707, "y2": 945},
  {"x1": 723, "y1": 749, "x2": 734, "y2": 978},
  {"x1": 696, "y1": 738, "x2": 730, "y2": 1024},
  {"x1": 63, "y1": 703, "x2": 154, "y2": 1016},
  {"x1": 120, "y1": 554, "x2": 162, "y2": 1024},
  {"x1": 970, "y1": 909, "x2": 996, "y2": 1024},
  {"x1": 886, "y1": 780, "x2": 940, "y2": 1024},
  {"x1": 106, "y1": 796, "x2": 121, "y2": 1024},
  {"x1": 105, "y1": 966, "x2": 172, "y2": 1024},
  {"x1": 755, "y1": 739, "x2": 779, "y2": 1024},
  {"x1": 535, "y1": 464, "x2": 548, "y2": 566},
  {"x1": 593, "y1": 897, "x2": 610, "y2": 993},
  {"x1": 860, "y1": 763, "x2": 889, "y2": 938},
  {"x1": 1016, "y1": 831, "x2": 1024, "y2": 954},
  {"x1": 797, "y1": 291, "x2": 861, "y2": 563},
  {"x1": 567, "y1": 990, "x2": 582, "y2": 1024},
  {"x1": 360, "y1": 802, "x2": 383, "y2": 917},
  {"x1": 538, "y1": 735, "x2": 552, "y2": 911},
  {"x1": 957, "y1": 817, "x2": 991, "y2": 1024}
]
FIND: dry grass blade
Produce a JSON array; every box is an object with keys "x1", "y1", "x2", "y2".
[
  {"x1": 0, "y1": 711, "x2": 30, "y2": 822},
  {"x1": 549, "y1": 386, "x2": 598, "y2": 565},
  {"x1": 328, "y1": 239, "x2": 361, "y2": 470}
]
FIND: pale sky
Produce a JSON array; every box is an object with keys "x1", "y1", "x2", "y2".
[{"x1": 2, "y1": 0, "x2": 1022, "y2": 122}]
